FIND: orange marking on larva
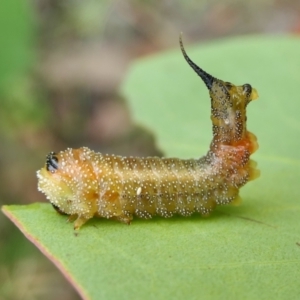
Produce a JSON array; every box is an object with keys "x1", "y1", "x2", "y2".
[{"x1": 37, "y1": 35, "x2": 260, "y2": 231}]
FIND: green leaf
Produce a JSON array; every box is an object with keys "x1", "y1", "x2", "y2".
[
  {"x1": 2, "y1": 35, "x2": 300, "y2": 299},
  {"x1": 0, "y1": 0, "x2": 34, "y2": 88}
]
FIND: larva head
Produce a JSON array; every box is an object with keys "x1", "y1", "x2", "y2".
[
  {"x1": 179, "y1": 35, "x2": 258, "y2": 144},
  {"x1": 37, "y1": 148, "x2": 99, "y2": 217}
]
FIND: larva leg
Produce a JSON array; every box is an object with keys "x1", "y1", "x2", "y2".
[
  {"x1": 74, "y1": 215, "x2": 91, "y2": 231},
  {"x1": 67, "y1": 214, "x2": 77, "y2": 223},
  {"x1": 113, "y1": 214, "x2": 133, "y2": 225},
  {"x1": 231, "y1": 195, "x2": 242, "y2": 206}
]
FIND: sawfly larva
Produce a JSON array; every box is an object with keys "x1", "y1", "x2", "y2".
[{"x1": 37, "y1": 36, "x2": 260, "y2": 231}]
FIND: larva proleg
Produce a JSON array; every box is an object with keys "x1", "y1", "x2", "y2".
[{"x1": 37, "y1": 36, "x2": 259, "y2": 231}]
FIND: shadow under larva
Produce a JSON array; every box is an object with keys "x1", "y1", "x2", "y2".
[{"x1": 37, "y1": 35, "x2": 260, "y2": 231}]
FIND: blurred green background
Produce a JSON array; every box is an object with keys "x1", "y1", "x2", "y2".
[{"x1": 0, "y1": 0, "x2": 299, "y2": 299}]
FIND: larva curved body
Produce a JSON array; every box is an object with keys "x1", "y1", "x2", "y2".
[{"x1": 37, "y1": 36, "x2": 259, "y2": 230}]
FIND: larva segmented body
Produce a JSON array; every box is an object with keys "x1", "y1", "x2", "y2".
[{"x1": 37, "y1": 36, "x2": 260, "y2": 231}]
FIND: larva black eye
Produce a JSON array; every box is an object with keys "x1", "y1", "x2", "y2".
[
  {"x1": 51, "y1": 203, "x2": 67, "y2": 215},
  {"x1": 46, "y1": 152, "x2": 59, "y2": 173},
  {"x1": 243, "y1": 84, "x2": 252, "y2": 96}
]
